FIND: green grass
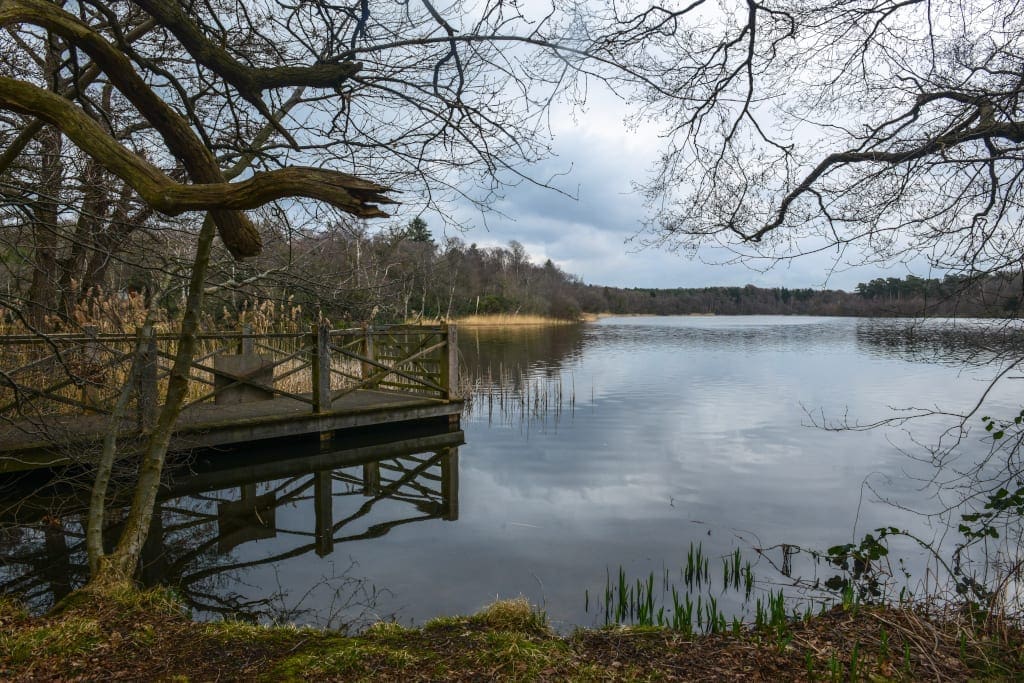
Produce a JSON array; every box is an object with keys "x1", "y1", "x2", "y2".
[{"x1": 0, "y1": 615, "x2": 103, "y2": 667}]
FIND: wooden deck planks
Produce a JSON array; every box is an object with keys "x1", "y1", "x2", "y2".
[{"x1": 0, "y1": 388, "x2": 462, "y2": 472}]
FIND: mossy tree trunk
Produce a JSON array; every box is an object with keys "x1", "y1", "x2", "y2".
[{"x1": 90, "y1": 215, "x2": 216, "y2": 586}]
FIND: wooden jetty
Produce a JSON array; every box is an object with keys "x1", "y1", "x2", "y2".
[{"x1": 0, "y1": 324, "x2": 462, "y2": 472}]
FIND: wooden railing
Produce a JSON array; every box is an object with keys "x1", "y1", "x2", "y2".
[{"x1": 0, "y1": 324, "x2": 459, "y2": 425}]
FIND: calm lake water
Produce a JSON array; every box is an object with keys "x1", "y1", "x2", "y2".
[{"x1": 1, "y1": 316, "x2": 1019, "y2": 630}]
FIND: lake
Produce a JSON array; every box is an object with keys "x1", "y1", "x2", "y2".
[{"x1": 1, "y1": 316, "x2": 1018, "y2": 631}]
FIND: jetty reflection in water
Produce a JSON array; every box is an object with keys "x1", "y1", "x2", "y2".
[{"x1": 0, "y1": 426, "x2": 462, "y2": 626}]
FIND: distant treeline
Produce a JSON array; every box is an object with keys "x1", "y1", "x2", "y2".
[
  {"x1": 573, "y1": 274, "x2": 1023, "y2": 317},
  {"x1": 208, "y1": 221, "x2": 1024, "y2": 322}
]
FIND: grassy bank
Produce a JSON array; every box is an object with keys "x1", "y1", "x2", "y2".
[{"x1": 1, "y1": 586, "x2": 1020, "y2": 681}]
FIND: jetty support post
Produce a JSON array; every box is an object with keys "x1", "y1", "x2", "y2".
[
  {"x1": 362, "y1": 461, "x2": 380, "y2": 495},
  {"x1": 441, "y1": 446, "x2": 459, "y2": 521},
  {"x1": 442, "y1": 324, "x2": 460, "y2": 429},
  {"x1": 314, "y1": 470, "x2": 334, "y2": 557}
]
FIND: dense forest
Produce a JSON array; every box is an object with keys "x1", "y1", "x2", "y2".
[{"x1": 186, "y1": 219, "x2": 1022, "y2": 323}]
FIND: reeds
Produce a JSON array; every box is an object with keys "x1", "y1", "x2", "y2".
[
  {"x1": 587, "y1": 543, "x2": 818, "y2": 637},
  {"x1": 0, "y1": 288, "x2": 168, "y2": 337},
  {"x1": 215, "y1": 298, "x2": 305, "y2": 335}
]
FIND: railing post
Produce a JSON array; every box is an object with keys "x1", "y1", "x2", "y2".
[
  {"x1": 80, "y1": 324, "x2": 101, "y2": 413},
  {"x1": 441, "y1": 323, "x2": 459, "y2": 400},
  {"x1": 361, "y1": 324, "x2": 376, "y2": 388},
  {"x1": 311, "y1": 322, "x2": 331, "y2": 412},
  {"x1": 238, "y1": 323, "x2": 253, "y2": 355},
  {"x1": 135, "y1": 325, "x2": 158, "y2": 431}
]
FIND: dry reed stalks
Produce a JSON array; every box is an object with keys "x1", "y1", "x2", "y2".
[{"x1": 434, "y1": 313, "x2": 581, "y2": 327}]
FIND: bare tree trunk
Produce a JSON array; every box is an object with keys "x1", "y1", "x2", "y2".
[
  {"x1": 57, "y1": 155, "x2": 105, "y2": 304},
  {"x1": 92, "y1": 215, "x2": 216, "y2": 584},
  {"x1": 26, "y1": 37, "x2": 64, "y2": 328}
]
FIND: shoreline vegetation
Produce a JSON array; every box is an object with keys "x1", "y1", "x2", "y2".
[{"x1": 1, "y1": 586, "x2": 1020, "y2": 681}]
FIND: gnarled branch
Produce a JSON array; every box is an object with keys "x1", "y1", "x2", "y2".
[
  {"x1": 0, "y1": 0, "x2": 264, "y2": 257},
  {"x1": 130, "y1": 0, "x2": 361, "y2": 103},
  {"x1": 0, "y1": 77, "x2": 393, "y2": 218}
]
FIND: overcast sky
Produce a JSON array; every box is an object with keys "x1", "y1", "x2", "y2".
[{"x1": 419, "y1": 86, "x2": 925, "y2": 294}]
